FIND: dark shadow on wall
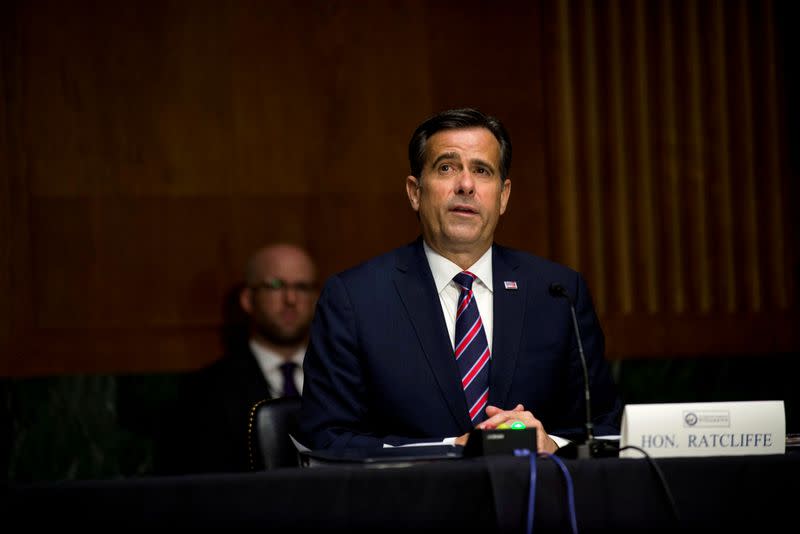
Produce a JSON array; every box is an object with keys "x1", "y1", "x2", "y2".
[
  {"x1": 219, "y1": 282, "x2": 249, "y2": 358},
  {"x1": 150, "y1": 282, "x2": 252, "y2": 476}
]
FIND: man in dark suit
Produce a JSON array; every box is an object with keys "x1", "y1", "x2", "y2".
[
  {"x1": 162, "y1": 243, "x2": 317, "y2": 473},
  {"x1": 297, "y1": 108, "x2": 621, "y2": 454}
]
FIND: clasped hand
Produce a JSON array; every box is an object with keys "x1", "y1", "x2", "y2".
[{"x1": 454, "y1": 404, "x2": 558, "y2": 453}]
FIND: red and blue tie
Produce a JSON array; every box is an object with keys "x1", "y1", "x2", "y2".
[{"x1": 453, "y1": 271, "x2": 491, "y2": 425}]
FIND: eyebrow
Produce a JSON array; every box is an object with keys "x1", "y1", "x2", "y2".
[
  {"x1": 430, "y1": 152, "x2": 460, "y2": 169},
  {"x1": 430, "y1": 152, "x2": 497, "y2": 174}
]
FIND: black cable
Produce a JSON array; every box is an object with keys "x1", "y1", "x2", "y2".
[
  {"x1": 613, "y1": 445, "x2": 680, "y2": 524},
  {"x1": 517, "y1": 443, "x2": 680, "y2": 530}
]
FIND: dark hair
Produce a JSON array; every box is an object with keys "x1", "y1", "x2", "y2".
[{"x1": 408, "y1": 107, "x2": 512, "y2": 181}]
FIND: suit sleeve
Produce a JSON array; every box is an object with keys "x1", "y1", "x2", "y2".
[{"x1": 297, "y1": 275, "x2": 442, "y2": 450}]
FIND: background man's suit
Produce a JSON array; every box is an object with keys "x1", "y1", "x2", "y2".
[
  {"x1": 298, "y1": 237, "x2": 621, "y2": 451},
  {"x1": 158, "y1": 342, "x2": 279, "y2": 474}
]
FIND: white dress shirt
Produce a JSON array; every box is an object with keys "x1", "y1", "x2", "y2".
[
  {"x1": 423, "y1": 241, "x2": 494, "y2": 351},
  {"x1": 249, "y1": 339, "x2": 305, "y2": 398},
  {"x1": 421, "y1": 241, "x2": 569, "y2": 449}
]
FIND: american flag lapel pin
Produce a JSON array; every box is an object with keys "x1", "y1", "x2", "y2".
[{"x1": 503, "y1": 281, "x2": 518, "y2": 290}]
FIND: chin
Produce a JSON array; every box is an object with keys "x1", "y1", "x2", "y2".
[
  {"x1": 443, "y1": 240, "x2": 485, "y2": 254},
  {"x1": 443, "y1": 229, "x2": 482, "y2": 244}
]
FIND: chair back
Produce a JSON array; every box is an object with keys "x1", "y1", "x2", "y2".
[{"x1": 247, "y1": 396, "x2": 302, "y2": 470}]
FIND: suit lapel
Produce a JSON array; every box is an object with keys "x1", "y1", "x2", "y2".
[
  {"x1": 393, "y1": 239, "x2": 472, "y2": 430},
  {"x1": 240, "y1": 346, "x2": 277, "y2": 400},
  {"x1": 490, "y1": 245, "x2": 525, "y2": 409}
]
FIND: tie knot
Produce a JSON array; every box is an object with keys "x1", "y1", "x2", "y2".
[
  {"x1": 453, "y1": 271, "x2": 477, "y2": 290},
  {"x1": 279, "y1": 361, "x2": 297, "y2": 375}
]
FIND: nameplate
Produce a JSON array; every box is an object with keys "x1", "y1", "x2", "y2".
[{"x1": 620, "y1": 400, "x2": 785, "y2": 458}]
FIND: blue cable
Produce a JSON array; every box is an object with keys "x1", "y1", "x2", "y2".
[
  {"x1": 514, "y1": 449, "x2": 579, "y2": 534},
  {"x1": 514, "y1": 449, "x2": 536, "y2": 534},
  {"x1": 539, "y1": 452, "x2": 578, "y2": 534}
]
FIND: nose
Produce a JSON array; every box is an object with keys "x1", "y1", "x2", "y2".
[
  {"x1": 455, "y1": 169, "x2": 475, "y2": 196},
  {"x1": 282, "y1": 286, "x2": 299, "y2": 305}
]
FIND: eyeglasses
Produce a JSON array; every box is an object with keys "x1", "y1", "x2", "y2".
[{"x1": 250, "y1": 278, "x2": 316, "y2": 294}]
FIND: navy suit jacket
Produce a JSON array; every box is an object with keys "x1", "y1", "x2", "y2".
[{"x1": 298, "y1": 238, "x2": 621, "y2": 451}]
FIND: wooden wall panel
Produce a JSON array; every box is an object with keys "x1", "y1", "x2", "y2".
[
  {"x1": 1, "y1": 0, "x2": 797, "y2": 376},
  {"x1": 541, "y1": 0, "x2": 797, "y2": 357}
]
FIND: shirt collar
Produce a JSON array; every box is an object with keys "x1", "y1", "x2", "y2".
[
  {"x1": 423, "y1": 240, "x2": 493, "y2": 293},
  {"x1": 249, "y1": 338, "x2": 306, "y2": 369}
]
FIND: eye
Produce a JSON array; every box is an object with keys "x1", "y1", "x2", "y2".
[
  {"x1": 292, "y1": 282, "x2": 315, "y2": 293},
  {"x1": 264, "y1": 278, "x2": 285, "y2": 290},
  {"x1": 439, "y1": 163, "x2": 452, "y2": 173}
]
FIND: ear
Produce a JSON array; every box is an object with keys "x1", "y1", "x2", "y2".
[
  {"x1": 406, "y1": 175, "x2": 422, "y2": 212},
  {"x1": 499, "y1": 178, "x2": 511, "y2": 215},
  {"x1": 239, "y1": 286, "x2": 254, "y2": 315}
]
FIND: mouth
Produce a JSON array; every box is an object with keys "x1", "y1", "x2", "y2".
[
  {"x1": 281, "y1": 311, "x2": 299, "y2": 323},
  {"x1": 449, "y1": 204, "x2": 479, "y2": 215}
]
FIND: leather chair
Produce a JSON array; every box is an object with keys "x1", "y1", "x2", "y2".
[{"x1": 247, "y1": 396, "x2": 302, "y2": 470}]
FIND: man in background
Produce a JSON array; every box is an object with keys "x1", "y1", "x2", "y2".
[
  {"x1": 233, "y1": 243, "x2": 318, "y2": 400},
  {"x1": 163, "y1": 243, "x2": 317, "y2": 473}
]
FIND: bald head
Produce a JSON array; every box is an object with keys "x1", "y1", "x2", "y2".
[
  {"x1": 244, "y1": 243, "x2": 317, "y2": 287},
  {"x1": 240, "y1": 243, "x2": 318, "y2": 357}
]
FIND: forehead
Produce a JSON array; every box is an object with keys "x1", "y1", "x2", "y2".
[
  {"x1": 425, "y1": 127, "x2": 501, "y2": 167},
  {"x1": 252, "y1": 248, "x2": 315, "y2": 280}
]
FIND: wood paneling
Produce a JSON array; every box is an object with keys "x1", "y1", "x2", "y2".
[
  {"x1": 1, "y1": 0, "x2": 796, "y2": 376},
  {"x1": 541, "y1": 0, "x2": 797, "y2": 344}
]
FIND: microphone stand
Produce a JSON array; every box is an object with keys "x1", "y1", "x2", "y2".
[
  {"x1": 569, "y1": 300, "x2": 596, "y2": 459},
  {"x1": 549, "y1": 283, "x2": 597, "y2": 459}
]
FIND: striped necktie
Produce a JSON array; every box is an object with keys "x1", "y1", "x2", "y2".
[{"x1": 453, "y1": 271, "x2": 491, "y2": 425}]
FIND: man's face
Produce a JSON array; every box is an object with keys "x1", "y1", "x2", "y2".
[
  {"x1": 240, "y1": 246, "x2": 317, "y2": 348},
  {"x1": 406, "y1": 127, "x2": 511, "y2": 258}
]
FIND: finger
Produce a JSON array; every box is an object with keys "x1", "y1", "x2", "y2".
[
  {"x1": 484, "y1": 405, "x2": 504, "y2": 417},
  {"x1": 485, "y1": 404, "x2": 524, "y2": 419},
  {"x1": 477, "y1": 411, "x2": 516, "y2": 429}
]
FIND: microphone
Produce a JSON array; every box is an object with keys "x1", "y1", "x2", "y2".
[{"x1": 549, "y1": 282, "x2": 597, "y2": 459}]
